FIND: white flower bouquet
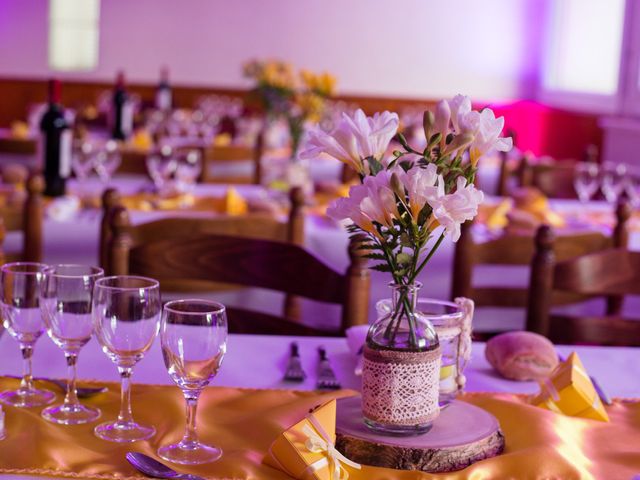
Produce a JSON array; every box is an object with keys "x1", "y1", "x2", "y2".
[{"x1": 301, "y1": 95, "x2": 512, "y2": 347}]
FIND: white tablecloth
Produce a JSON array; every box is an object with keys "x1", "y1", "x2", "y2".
[{"x1": 0, "y1": 332, "x2": 638, "y2": 399}]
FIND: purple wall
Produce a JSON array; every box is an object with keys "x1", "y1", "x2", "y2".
[{"x1": 0, "y1": 0, "x2": 545, "y2": 101}]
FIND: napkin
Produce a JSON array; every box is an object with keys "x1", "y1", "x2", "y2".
[
  {"x1": 10, "y1": 121, "x2": 30, "y2": 139},
  {"x1": 129, "y1": 128, "x2": 153, "y2": 151},
  {"x1": 222, "y1": 187, "x2": 248, "y2": 215},
  {"x1": 47, "y1": 195, "x2": 81, "y2": 221},
  {"x1": 213, "y1": 133, "x2": 232, "y2": 146}
]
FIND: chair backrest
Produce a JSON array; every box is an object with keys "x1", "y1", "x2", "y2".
[
  {"x1": 107, "y1": 209, "x2": 370, "y2": 335},
  {"x1": 200, "y1": 130, "x2": 265, "y2": 185},
  {"x1": 0, "y1": 136, "x2": 37, "y2": 156},
  {"x1": 99, "y1": 185, "x2": 306, "y2": 272},
  {"x1": 117, "y1": 148, "x2": 150, "y2": 175},
  {"x1": 517, "y1": 146, "x2": 598, "y2": 199},
  {"x1": 527, "y1": 225, "x2": 640, "y2": 345},
  {"x1": 452, "y1": 199, "x2": 630, "y2": 322},
  {"x1": 0, "y1": 174, "x2": 44, "y2": 262}
]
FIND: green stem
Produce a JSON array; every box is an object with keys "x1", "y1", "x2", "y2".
[{"x1": 410, "y1": 232, "x2": 446, "y2": 284}]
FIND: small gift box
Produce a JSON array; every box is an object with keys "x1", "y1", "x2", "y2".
[
  {"x1": 268, "y1": 399, "x2": 360, "y2": 480},
  {"x1": 531, "y1": 352, "x2": 609, "y2": 422}
]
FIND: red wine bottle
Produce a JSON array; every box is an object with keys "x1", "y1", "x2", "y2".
[
  {"x1": 155, "y1": 66, "x2": 172, "y2": 111},
  {"x1": 40, "y1": 79, "x2": 71, "y2": 197},
  {"x1": 111, "y1": 71, "x2": 133, "y2": 140}
]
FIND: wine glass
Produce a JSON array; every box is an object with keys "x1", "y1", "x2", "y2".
[
  {"x1": 94, "y1": 140, "x2": 121, "y2": 185},
  {"x1": 175, "y1": 150, "x2": 202, "y2": 194},
  {"x1": 92, "y1": 276, "x2": 161, "y2": 442},
  {"x1": 158, "y1": 300, "x2": 227, "y2": 464},
  {"x1": 146, "y1": 145, "x2": 177, "y2": 192},
  {"x1": 573, "y1": 162, "x2": 600, "y2": 202},
  {"x1": 72, "y1": 142, "x2": 97, "y2": 197},
  {"x1": 0, "y1": 262, "x2": 55, "y2": 407},
  {"x1": 40, "y1": 265, "x2": 104, "y2": 424},
  {"x1": 625, "y1": 169, "x2": 640, "y2": 207},
  {"x1": 600, "y1": 162, "x2": 627, "y2": 203}
]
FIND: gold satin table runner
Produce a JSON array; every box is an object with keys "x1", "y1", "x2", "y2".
[{"x1": 0, "y1": 377, "x2": 639, "y2": 479}]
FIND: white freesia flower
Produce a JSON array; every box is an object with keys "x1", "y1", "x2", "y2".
[
  {"x1": 430, "y1": 176, "x2": 484, "y2": 241},
  {"x1": 449, "y1": 94, "x2": 472, "y2": 133},
  {"x1": 396, "y1": 163, "x2": 443, "y2": 218},
  {"x1": 327, "y1": 184, "x2": 375, "y2": 234},
  {"x1": 300, "y1": 108, "x2": 398, "y2": 174},
  {"x1": 467, "y1": 108, "x2": 513, "y2": 165},
  {"x1": 327, "y1": 170, "x2": 399, "y2": 235}
]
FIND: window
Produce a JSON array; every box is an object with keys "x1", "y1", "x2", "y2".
[
  {"x1": 539, "y1": 0, "x2": 626, "y2": 112},
  {"x1": 49, "y1": 0, "x2": 100, "y2": 71}
]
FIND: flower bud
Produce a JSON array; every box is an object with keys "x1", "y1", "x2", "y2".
[
  {"x1": 390, "y1": 172, "x2": 405, "y2": 198},
  {"x1": 444, "y1": 132, "x2": 475, "y2": 155},
  {"x1": 423, "y1": 110, "x2": 435, "y2": 139}
]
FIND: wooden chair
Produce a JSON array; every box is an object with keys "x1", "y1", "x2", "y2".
[
  {"x1": 527, "y1": 226, "x2": 640, "y2": 346},
  {"x1": 200, "y1": 135, "x2": 264, "y2": 185},
  {"x1": 106, "y1": 208, "x2": 370, "y2": 335},
  {"x1": 99, "y1": 185, "x2": 306, "y2": 273},
  {"x1": 117, "y1": 148, "x2": 150, "y2": 175},
  {"x1": 517, "y1": 145, "x2": 599, "y2": 199},
  {"x1": 0, "y1": 174, "x2": 44, "y2": 263},
  {"x1": 451, "y1": 200, "x2": 630, "y2": 336}
]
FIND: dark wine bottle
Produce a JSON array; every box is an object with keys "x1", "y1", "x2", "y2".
[
  {"x1": 40, "y1": 78, "x2": 71, "y2": 197},
  {"x1": 155, "y1": 66, "x2": 172, "y2": 111},
  {"x1": 111, "y1": 71, "x2": 133, "y2": 140}
]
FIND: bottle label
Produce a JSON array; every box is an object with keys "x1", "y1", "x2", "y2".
[
  {"x1": 156, "y1": 89, "x2": 172, "y2": 111},
  {"x1": 59, "y1": 129, "x2": 72, "y2": 178},
  {"x1": 121, "y1": 102, "x2": 134, "y2": 136}
]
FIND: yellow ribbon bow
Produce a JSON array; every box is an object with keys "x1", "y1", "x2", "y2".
[{"x1": 301, "y1": 414, "x2": 361, "y2": 480}]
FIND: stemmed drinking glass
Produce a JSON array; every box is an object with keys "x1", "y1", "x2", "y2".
[
  {"x1": 72, "y1": 142, "x2": 97, "y2": 197},
  {"x1": 158, "y1": 300, "x2": 227, "y2": 464},
  {"x1": 573, "y1": 162, "x2": 600, "y2": 202},
  {"x1": 175, "y1": 150, "x2": 202, "y2": 195},
  {"x1": 146, "y1": 146, "x2": 177, "y2": 192},
  {"x1": 92, "y1": 276, "x2": 161, "y2": 442},
  {"x1": 600, "y1": 162, "x2": 627, "y2": 203},
  {"x1": 40, "y1": 265, "x2": 104, "y2": 424},
  {"x1": 94, "y1": 140, "x2": 122, "y2": 186},
  {"x1": 0, "y1": 262, "x2": 55, "y2": 407}
]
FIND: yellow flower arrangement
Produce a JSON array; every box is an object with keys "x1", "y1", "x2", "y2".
[{"x1": 243, "y1": 59, "x2": 337, "y2": 158}]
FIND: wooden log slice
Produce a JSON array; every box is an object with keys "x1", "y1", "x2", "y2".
[{"x1": 335, "y1": 396, "x2": 504, "y2": 473}]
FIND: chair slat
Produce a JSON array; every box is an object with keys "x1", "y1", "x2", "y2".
[
  {"x1": 549, "y1": 314, "x2": 640, "y2": 346},
  {"x1": 553, "y1": 249, "x2": 640, "y2": 296},
  {"x1": 129, "y1": 235, "x2": 346, "y2": 304}
]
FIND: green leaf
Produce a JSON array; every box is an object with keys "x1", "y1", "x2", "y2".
[
  {"x1": 363, "y1": 253, "x2": 387, "y2": 261},
  {"x1": 370, "y1": 263, "x2": 393, "y2": 273}
]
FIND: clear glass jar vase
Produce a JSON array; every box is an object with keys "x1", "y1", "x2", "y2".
[
  {"x1": 362, "y1": 282, "x2": 441, "y2": 436},
  {"x1": 376, "y1": 297, "x2": 467, "y2": 407}
]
